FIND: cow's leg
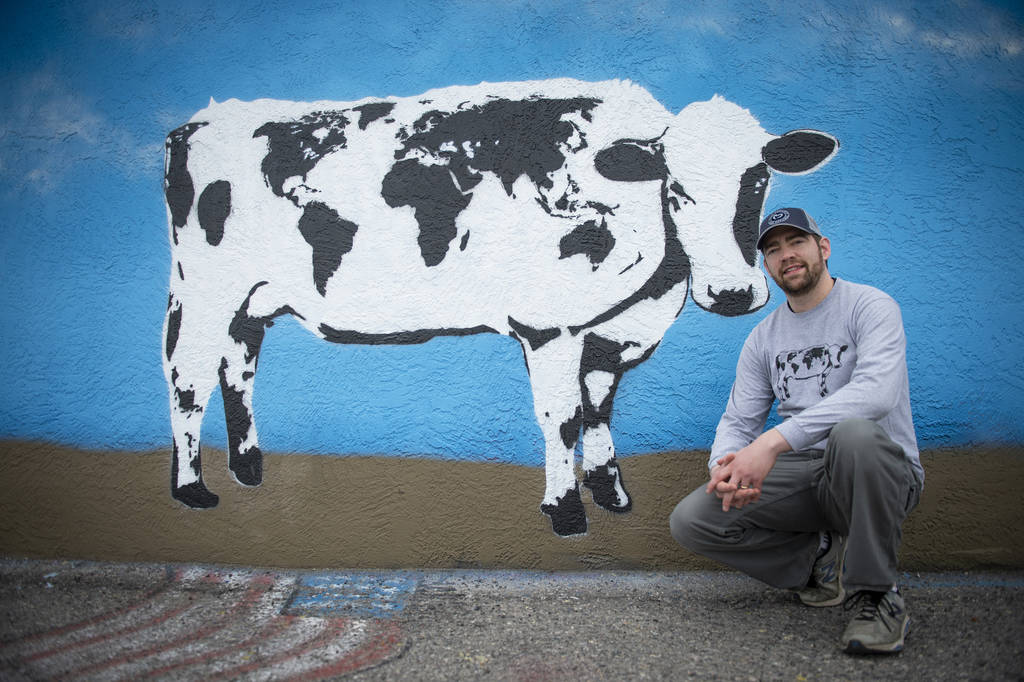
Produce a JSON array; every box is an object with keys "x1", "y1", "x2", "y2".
[
  {"x1": 164, "y1": 294, "x2": 220, "y2": 508},
  {"x1": 219, "y1": 349, "x2": 262, "y2": 487},
  {"x1": 578, "y1": 333, "x2": 637, "y2": 513},
  {"x1": 219, "y1": 281, "x2": 292, "y2": 486},
  {"x1": 520, "y1": 333, "x2": 587, "y2": 536}
]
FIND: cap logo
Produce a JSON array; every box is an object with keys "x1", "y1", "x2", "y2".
[{"x1": 768, "y1": 210, "x2": 790, "y2": 225}]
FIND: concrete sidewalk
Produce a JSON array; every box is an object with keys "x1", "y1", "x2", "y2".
[{"x1": 1, "y1": 558, "x2": 1022, "y2": 680}]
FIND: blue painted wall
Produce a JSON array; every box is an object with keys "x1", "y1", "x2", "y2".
[{"x1": 1, "y1": 0, "x2": 1022, "y2": 465}]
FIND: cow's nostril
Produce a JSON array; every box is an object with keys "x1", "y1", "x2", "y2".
[{"x1": 707, "y1": 284, "x2": 754, "y2": 317}]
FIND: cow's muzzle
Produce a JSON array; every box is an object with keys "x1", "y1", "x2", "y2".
[{"x1": 705, "y1": 284, "x2": 757, "y2": 317}]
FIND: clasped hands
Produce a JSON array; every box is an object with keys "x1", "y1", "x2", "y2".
[{"x1": 705, "y1": 429, "x2": 789, "y2": 512}]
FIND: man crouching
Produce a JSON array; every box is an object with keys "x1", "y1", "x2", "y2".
[{"x1": 669, "y1": 207, "x2": 924, "y2": 654}]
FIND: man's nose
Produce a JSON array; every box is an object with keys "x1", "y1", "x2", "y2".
[{"x1": 778, "y1": 243, "x2": 801, "y2": 261}]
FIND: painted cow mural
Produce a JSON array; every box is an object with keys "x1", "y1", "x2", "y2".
[{"x1": 162, "y1": 78, "x2": 838, "y2": 535}]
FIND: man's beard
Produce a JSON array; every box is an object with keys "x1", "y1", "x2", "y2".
[{"x1": 771, "y1": 249, "x2": 825, "y2": 296}]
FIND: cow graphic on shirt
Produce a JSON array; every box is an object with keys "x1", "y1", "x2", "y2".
[{"x1": 775, "y1": 344, "x2": 849, "y2": 400}]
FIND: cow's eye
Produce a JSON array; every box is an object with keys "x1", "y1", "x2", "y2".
[{"x1": 595, "y1": 143, "x2": 667, "y2": 182}]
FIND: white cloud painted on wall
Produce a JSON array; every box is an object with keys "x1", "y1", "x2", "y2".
[
  {"x1": 0, "y1": 67, "x2": 160, "y2": 196},
  {"x1": 876, "y1": 4, "x2": 1023, "y2": 58}
]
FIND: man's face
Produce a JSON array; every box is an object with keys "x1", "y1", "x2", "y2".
[{"x1": 761, "y1": 226, "x2": 830, "y2": 296}]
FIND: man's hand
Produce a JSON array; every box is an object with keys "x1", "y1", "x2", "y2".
[{"x1": 706, "y1": 429, "x2": 791, "y2": 511}]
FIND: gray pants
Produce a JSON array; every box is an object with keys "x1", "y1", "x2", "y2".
[{"x1": 669, "y1": 419, "x2": 921, "y2": 593}]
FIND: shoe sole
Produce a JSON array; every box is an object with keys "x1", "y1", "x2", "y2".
[
  {"x1": 843, "y1": 617, "x2": 910, "y2": 655},
  {"x1": 799, "y1": 588, "x2": 845, "y2": 608}
]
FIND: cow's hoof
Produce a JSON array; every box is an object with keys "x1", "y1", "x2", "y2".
[
  {"x1": 173, "y1": 480, "x2": 219, "y2": 509},
  {"x1": 582, "y1": 457, "x2": 632, "y2": 513},
  {"x1": 540, "y1": 484, "x2": 587, "y2": 536},
  {"x1": 230, "y1": 446, "x2": 263, "y2": 487}
]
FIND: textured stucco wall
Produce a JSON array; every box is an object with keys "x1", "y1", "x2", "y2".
[
  {"x1": 1, "y1": 441, "x2": 1021, "y2": 569},
  {"x1": 0, "y1": 1, "x2": 1022, "y2": 566}
]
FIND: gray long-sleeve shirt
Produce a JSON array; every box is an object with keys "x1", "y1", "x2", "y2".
[{"x1": 709, "y1": 278, "x2": 923, "y2": 483}]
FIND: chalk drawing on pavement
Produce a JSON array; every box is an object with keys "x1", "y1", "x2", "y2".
[
  {"x1": 285, "y1": 573, "x2": 419, "y2": 619},
  {"x1": 0, "y1": 567, "x2": 406, "y2": 679}
]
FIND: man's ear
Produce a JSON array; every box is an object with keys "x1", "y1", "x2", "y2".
[{"x1": 819, "y1": 236, "x2": 832, "y2": 261}]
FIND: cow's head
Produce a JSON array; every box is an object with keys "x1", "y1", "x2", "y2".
[{"x1": 662, "y1": 96, "x2": 838, "y2": 316}]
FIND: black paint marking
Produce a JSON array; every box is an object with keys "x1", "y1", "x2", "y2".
[
  {"x1": 578, "y1": 332, "x2": 659, "y2": 432},
  {"x1": 397, "y1": 97, "x2": 599, "y2": 194},
  {"x1": 559, "y1": 405, "x2": 583, "y2": 450},
  {"x1": 540, "y1": 484, "x2": 587, "y2": 536},
  {"x1": 732, "y1": 163, "x2": 768, "y2": 267},
  {"x1": 383, "y1": 97, "x2": 600, "y2": 266},
  {"x1": 536, "y1": 177, "x2": 617, "y2": 220},
  {"x1": 582, "y1": 458, "x2": 632, "y2": 513},
  {"x1": 165, "y1": 301, "x2": 182, "y2": 361},
  {"x1": 381, "y1": 159, "x2": 472, "y2": 266},
  {"x1": 171, "y1": 441, "x2": 219, "y2": 510},
  {"x1": 762, "y1": 131, "x2": 837, "y2": 174},
  {"x1": 318, "y1": 324, "x2": 498, "y2": 345},
  {"x1": 352, "y1": 101, "x2": 396, "y2": 129},
  {"x1": 164, "y1": 122, "x2": 208, "y2": 240},
  {"x1": 229, "y1": 303, "x2": 268, "y2": 364},
  {"x1": 617, "y1": 252, "x2": 643, "y2": 275},
  {"x1": 507, "y1": 316, "x2": 560, "y2": 351},
  {"x1": 219, "y1": 358, "x2": 250, "y2": 451},
  {"x1": 197, "y1": 180, "x2": 231, "y2": 246},
  {"x1": 177, "y1": 262, "x2": 184, "y2": 280},
  {"x1": 297, "y1": 201, "x2": 359, "y2": 295},
  {"x1": 580, "y1": 333, "x2": 642, "y2": 374},
  {"x1": 705, "y1": 284, "x2": 755, "y2": 317},
  {"x1": 580, "y1": 334, "x2": 630, "y2": 426},
  {"x1": 559, "y1": 220, "x2": 616, "y2": 270},
  {"x1": 594, "y1": 138, "x2": 668, "y2": 182},
  {"x1": 228, "y1": 282, "x2": 304, "y2": 363},
  {"x1": 568, "y1": 180, "x2": 692, "y2": 335},
  {"x1": 218, "y1": 358, "x2": 262, "y2": 487},
  {"x1": 459, "y1": 232, "x2": 470, "y2": 251},
  {"x1": 254, "y1": 111, "x2": 350, "y2": 202},
  {"x1": 505, "y1": 315, "x2": 561, "y2": 350},
  {"x1": 175, "y1": 387, "x2": 199, "y2": 413}
]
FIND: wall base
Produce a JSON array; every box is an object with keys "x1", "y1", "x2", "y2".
[{"x1": 1, "y1": 440, "x2": 1020, "y2": 570}]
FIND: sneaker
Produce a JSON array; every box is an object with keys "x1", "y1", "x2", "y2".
[
  {"x1": 797, "y1": 533, "x2": 847, "y2": 607},
  {"x1": 841, "y1": 589, "x2": 910, "y2": 654}
]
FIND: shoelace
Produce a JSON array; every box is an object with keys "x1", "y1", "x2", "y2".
[{"x1": 844, "y1": 591, "x2": 898, "y2": 628}]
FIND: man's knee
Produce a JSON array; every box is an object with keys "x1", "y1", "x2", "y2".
[
  {"x1": 669, "y1": 489, "x2": 714, "y2": 551},
  {"x1": 826, "y1": 418, "x2": 905, "y2": 480},
  {"x1": 829, "y1": 418, "x2": 882, "y2": 450}
]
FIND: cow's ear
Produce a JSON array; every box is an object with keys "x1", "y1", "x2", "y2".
[
  {"x1": 763, "y1": 130, "x2": 838, "y2": 175},
  {"x1": 595, "y1": 142, "x2": 668, "y2": 182}
]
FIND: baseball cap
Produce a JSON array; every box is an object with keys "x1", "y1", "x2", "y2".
[{"x1": 756, "y1": 207, "x2": 822, "y2": 250}]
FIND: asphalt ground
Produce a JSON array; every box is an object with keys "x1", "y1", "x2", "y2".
[{"x1": 1, "y1": 558, "x2": 1022, "y2": 681}]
